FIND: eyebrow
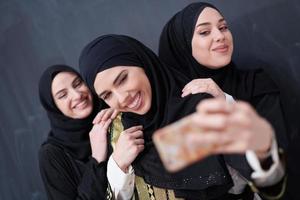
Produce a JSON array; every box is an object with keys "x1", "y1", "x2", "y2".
[
  {"x1": 98, "y1": 69, "x2": 127, "y2": 98},
  {"x1": 196, "y1": 18, "x2": 226, "y2": 27}
]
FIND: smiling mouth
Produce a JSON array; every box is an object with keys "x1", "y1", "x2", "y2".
[
  {"x1": 127, "y1": 92, "x2": 143, "y2": 111},
  {"x1": 213, "y1": 45, "x2": 229, "y2": 53},
  {"x1": 73, "y1": 98, "x2": 88, "y2": 110}
]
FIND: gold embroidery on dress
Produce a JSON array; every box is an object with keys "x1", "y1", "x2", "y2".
[
  {"x1": 135, "y1": 176, "x2": 184, "y2": 200},
  {"x1": 108, "y1": 113, "x2": 184, "y2": 200},
  {"x1": 110, "y1": 113, "x2": 124, "y2": 150}
]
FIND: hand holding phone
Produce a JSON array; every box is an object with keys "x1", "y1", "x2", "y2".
[{"x1": 153, "y1": 114, "x2": 215, "y2": 172}]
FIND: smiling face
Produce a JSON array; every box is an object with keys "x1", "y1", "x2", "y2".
[
  {"x1": 93, "y1": 66, "x2": 152, "y2": 115},
  {"x1": 51, "y1": 71, "x2": 93, "y2": 119},
  {"x1": 192, "y1": 7, "x2": 233, "y2": 69}
]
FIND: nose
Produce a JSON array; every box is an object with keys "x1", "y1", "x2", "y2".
[
  {"x1": 70, "y1": 89, "x2": 82, "y2": 100},
  {"x1": 213, "y1": 28, "x2": 225, "y2": 42},
  {"x1": 115, "y1": 90, "x2": 129, "y2": 108}
]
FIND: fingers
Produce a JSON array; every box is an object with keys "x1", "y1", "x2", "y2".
[
  {"x1": 111, "y1": 109, "x2": 119, "y2": 119},
  {"x1": 101, "y1": 109, "x2": 114, "y2": 121},
  {"x1": 191, "y1": 113, "x2": 228, "y2": 130},
  {"x1": 128, "y1": 144, "x2": 145, "y2": 158},
  {"x1": 186, "y1": 130, "x2": 250, "y2": 155},
  {"x1": 197, "y1": 98, "x2": 232, "y2": 114},
  {"x1": 93, "y1": 110, "x2": 106, "y2": 124},
  {"x1": 182, "y1": 86, "x2": 208, "y2": 97},
  {"x1": 186, "y1": 131, "x2": 231, "y2": 147},
  {"x1": 126, "y1": 130, "x2": 144, "y2": 139},
  {"x1": 182, "y1": 79, "x2": 208, "y2": 97},
  {"x1": 214, "y1": 141, "x2": 247, "y2": 154},
  {"x1": 182, "y1": 79, "x2": 197, "y2": 92},
  {"x1": 93, "y1": 109, "x2": 112, "y2": 124},
  {"x1": 123, "y1": 137, "x2": 144, "y2": 151},
  {"x1": 102, "y1": 118, "x2": 112, "y2": 130},
  {"x1": 182, "y1": 78, "x2": 224, "y2": 98},
  {"x1": 190, "y1": 100, "x2": 271, "y2": 155},
  {"x1": 123, "y1": 125, "x2": 143, "y2": 133},
  {"x1": 120, "y1": 126, "x2": 143, "y2": 141},
  {"x1": 227, "y1": 110, "x2": 252, "y2": 128},
  {"x1": 226, "y1": 101, "x2": 257, "y2": 128},
  {"x1": 93, "y1": 108, "x2": 119, "y2": 124},
  {"x1": 136, "y1": 144, "x2": 145, "y2": 152},
  {"x1": 194, "y1": 99, "x2": 233, "y2": 131},
  {"x1": 234, "y1": 101, "x2": 255, "y2": 117},
  {"x1": 91, "y1": 119, "x2": 112, "y2": 133},
  {"x1": 134, "y1": 138, "x2": 144, "y2": 145},
  {"x1": 182, "y1": 78, "x2": 212, "y2": 91}
]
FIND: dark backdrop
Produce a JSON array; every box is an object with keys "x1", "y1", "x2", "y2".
[{"x1": 1, "y1": 0, "x2": 299, "y2": 199}]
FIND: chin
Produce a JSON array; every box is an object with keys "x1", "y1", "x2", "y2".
[
  {"x1": 223, "y1": 58, "x2": 232, "y2": 66},
  {"x1": 212, "y1": 59, "x2": 231, "y2": 69},
  {"x1": 140, "y1": 104, "x2": 151, "y2": 115},
  {"x1": 79, "y1": 108, "x2": 93, "y2": 119},
  {"x1": 130, "y1": 106, "x2": 149, "y2": 115},
  {"x1": 206, "y1": 64, "x2": 225, "y2": 69}
]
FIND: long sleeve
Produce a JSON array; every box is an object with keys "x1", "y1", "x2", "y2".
[
  {"x1": 249, "y1": 83, "x2": 288, "y2": 199},
  {"x1": 251, "y1": 84, "x2": 289, "y2": 151},
  {"x1": 224, "y1": 92, "x2": 235, "y2": 103},
  {"x1": 39, "y1": 143, "x2": 108, "y2": 200},
  {"x1": 224, "y1": 91, "x2": 287, "y2": 198},
  {"x1": 107, "y1": 155, "x2": 135, "y2": 200},
  {"x1": 246, "y1": 135, "x2": 285, "y2": 187}
]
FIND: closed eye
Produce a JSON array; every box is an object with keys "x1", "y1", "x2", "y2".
[
  {"x1": 118, "y1": 73, "x2": 127, "y2": 85},
  {"x1": 98, "y1": 69, "x2": 128, "y2": 101},
  {"x1": 73, "y1": 77, "x2": 83, "y2": 88},
  {"x1": 219, "y1": 25, "x2": 228, "y2": 32},
  {"x1": 57, "y1": 91, "x2": 67, "y2": 99},
  {"x1": 199, "y1": 30, "x2": 211, "y2": 36},
  {"x1": 102, "y1": 91, "x2": 112, "y2": 100}
]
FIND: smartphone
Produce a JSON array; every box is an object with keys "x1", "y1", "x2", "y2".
[{"x1": 153, "y1": 113, "x2": 215, "y2": 172}]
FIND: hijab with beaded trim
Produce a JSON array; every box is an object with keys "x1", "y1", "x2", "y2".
[
  {"x1": 79, "y1": 34, "x2": 237, "y2": 199},
  {"x1": 39, "y1": 65, "x2": 100, "y2": 161},
  {"x1": 158, "y1": 2, "x2": 279, "y2": 101}
]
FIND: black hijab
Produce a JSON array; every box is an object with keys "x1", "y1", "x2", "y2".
[
  {"x1": 79, "y1": 35, "x2": 235, "y2": 199},
  {"x1": 39, "y1": 65, "x2": 99, "y2": 161},
  {"x1": 159, "y1": 2, "x2": 278, "y2": 101}
]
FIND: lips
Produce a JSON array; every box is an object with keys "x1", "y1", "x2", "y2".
[
  {"x1": 73, "y1": 98, "x2": 88, "y2": 110},
  {"x1": 212, "y1": 44, "x2": 229, "y2": 53},
  {"x1": 127, "y1": 92, "x2": 143, "y2": 110}
]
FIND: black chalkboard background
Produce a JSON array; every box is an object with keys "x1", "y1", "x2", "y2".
[{"x1": 1, "y1": 0, "x2": 299, "y2": 199}]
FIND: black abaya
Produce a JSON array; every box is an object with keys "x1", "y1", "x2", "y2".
[{"x1": 38, "y1": 65, "x2": 108, "y2": 200}]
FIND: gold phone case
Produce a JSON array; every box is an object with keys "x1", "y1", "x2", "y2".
[{"x1": 153, "y1": 114, "x2": 214, "y2": 172}]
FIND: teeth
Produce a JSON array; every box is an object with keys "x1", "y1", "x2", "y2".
[
  {"x1": 75, "y1": 99, "x2": 87, "y2": 109},
  {"x1": 127, "y1": 93, "x2": 141, "y2": 109}
]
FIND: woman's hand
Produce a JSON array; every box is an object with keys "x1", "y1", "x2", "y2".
[
  {"x1": 90, "y1": 119, "x2": 112, "y2": 163},
  {"x1": 112, "y1": 125, "x2": 144, "y2": 172},
  {"x1": 182, "y1": 78, "x2": 225, "y2": 99},
  {"x1": 90, "y1": 108, "x2": 118, "y2": 162},
  {"x1": 93, "y1": 108, "x2": 119, "y2": 124},
  {"x1": 189, "y1": 99, "x2": 273, "y2": 159}
]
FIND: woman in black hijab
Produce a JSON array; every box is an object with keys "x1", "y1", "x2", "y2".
[
  {"x1": 78, "y1": 34, "x2": 284, "y2": 199},
  {"x1": 38, "y1": 65, "x2": 113, "y2": 199},
  {"x1": 158, "y1": 2, "x2": 289, "y2": 151},
  {"x1": 159, "y1": 3, "x2": 290, "y2": 198}
]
